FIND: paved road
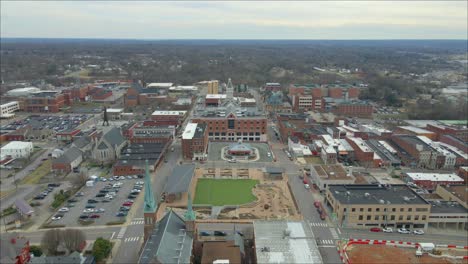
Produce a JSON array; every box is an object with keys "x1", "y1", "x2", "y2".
[{"x1": 112, "y1": 139, "x2": 182, "y2": 264}]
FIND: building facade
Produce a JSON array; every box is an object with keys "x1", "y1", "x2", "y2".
[
  {"x1": 182, "y1": 123, "x2": 208, "y2": 160},
  {"x1": 0, "y1": 101, "x2": 20, "y2": 117}
]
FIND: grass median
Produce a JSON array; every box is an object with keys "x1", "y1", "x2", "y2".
[{"x1": 20, "y1": 160, "x2": 51, "y2": 185}]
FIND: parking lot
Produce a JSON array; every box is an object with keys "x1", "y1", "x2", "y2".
[
  {"x1": 49, "y1": 176, "x2": 143, "y2": 227},
  {"x1": 0, "y1": 114, "x2": 91, "y2": 133},
  {"x1": 208, "y1": 142, "x2": 274, "y2": 162}
]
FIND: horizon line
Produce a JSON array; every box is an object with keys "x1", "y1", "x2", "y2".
[{"x1": 1, "y1": 37, "x2": 467, "y2": 41}]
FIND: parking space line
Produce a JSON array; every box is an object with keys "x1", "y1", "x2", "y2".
[{"x1": 110, "y1": 232, "x2": 115, "y2": 240}]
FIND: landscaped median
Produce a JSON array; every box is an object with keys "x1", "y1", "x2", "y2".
[{"x1": 20, "y1": 160, "x2": 51, "y2": 185}]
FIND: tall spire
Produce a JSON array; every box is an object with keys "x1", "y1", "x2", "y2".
[
  {"x1": 184, "y1": 193, "x2": 196, "y2": 221},
  {"x1": 143, "y1": 160, "x2": 156, "y2": 213},
  {"x1": 226, "y1": 78, "x2": 234, "y2": 100}
]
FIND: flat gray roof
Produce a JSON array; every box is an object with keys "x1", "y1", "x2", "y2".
[
  {"x1": 164, "y1": 164, "x2": 196, "y2": 194},
  {"x1": 328, "y1": 184, "x2": 429, "y2": 205}
]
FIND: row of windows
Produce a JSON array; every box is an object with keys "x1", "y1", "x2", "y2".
[
  {"x1": 209, "y1": 132, "x2": 261, "y2": 136},
  {"x1": 350, "y1": 207, "x2": 429, "y2": 213},
  {"x1": 357, "y1": 215, "x2": 427, "y2": 221}
]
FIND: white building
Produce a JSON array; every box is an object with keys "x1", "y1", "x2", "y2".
[
  {"x1": 6, "y1": 87, "x2": 40, "y2": 97},
  {"x1": 0, "y1": 141, "x2": 33, "y2": 159},
  {"x1": 146, "y1": 83, "x2": 174, "y2": 89},
  {"x1": 0, "y1": 101, "x2": 20, "y2": 118}
]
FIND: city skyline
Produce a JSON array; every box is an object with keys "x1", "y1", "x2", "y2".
[{"x1": 1, "y1": 1, "x2": 467, "y2": 39}]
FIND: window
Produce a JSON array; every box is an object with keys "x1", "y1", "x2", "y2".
[
  {"x1": 360, "y1": 208, "x2": 364, "y2": 212},
  {"x1": 422, "y1": 215, "x2": 427, "y2": 220},
  {"x1": 416, "y1": 208, "x2": 428, "y2": 212},
  {"x1": 374, "y1": 216, "x2": 379, "y2": 220},
  {"x1": 414, "y1": 215, "x2": 419, "y2": 221},
  {"x1": 352, "y1": 208, "x2": 356, "y2": 212},
  {"x1": 399, "y1": 216, "x2": 403, "y2": 221},
  {"x1": 408, "y1": 208, "x2": 412, "y2": 212},
  {"x1": 358, "y1": 215, "x2": 363, "y2": 220},
  {"x1": 390, "y1": 215, "x2": 395, "y2": 221},
  {"x1": 376, "y1": 208, "x2": 380, "y2": 212},
  {"x1": 367, "y1": 215, "x2": 371, "y2": 220},
  {"x1": 400, "y1": 208, "x2": 404, "y2": 212},
  {"x1": 392, "y1": 208, "x2": 396, "y2": 212},
  {"x1": 406, "y1": 215, "x2": 411, "y2": 221},
  {"x1": 368, "y1": 208, "x2": 372, "y2": 212},
  {"x1": 228, "y1": 119, "x2": 235, "y2": 129}
]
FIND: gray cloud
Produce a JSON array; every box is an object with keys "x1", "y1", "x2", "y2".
[{"x1": 1, "y1": 1, "x2": 466, "y2": 39}]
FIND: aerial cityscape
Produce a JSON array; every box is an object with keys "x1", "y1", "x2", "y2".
[{"x1": 0, "y1": 1, "x2": 467, "y2": 264}]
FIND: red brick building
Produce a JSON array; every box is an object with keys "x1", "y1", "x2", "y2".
[
  {"x1": 440, "y1": 134, "x2": 468, "y2": 152},
  {"x1": 426, "y1": 124, "x2": 468, "y2": 141},
  {"x1": 345, "y1": 136, "x2": 376, "y2": 167},
  {"x1": 405, "y1": 172, "x2": 465, "y2": 190},
  {"x1": 113, "y1": 143, "x2": 168, "y2": 175},
  {"x1": 333, "y1": 103, "x2": 373, "y2": 118},
  {"x1": 62, "y1": 86, "x2": 90, "y2": 102},
  {"x1": 127, "y1": 124, "x2": 175, "y2": 144},
  {"x1": 24, "y1": 91, "x2": 67, "y2": 113},
  {"x1": 182, "y1": 123, "x2": 208, "y2": 160},
  {"x1": 89, "y1": 87, "x2": 113, "y2": 101},
  {"x1": 56, "y1": 129, "x2": 81, "y2": 142},
  {"x1": 150, "y1": 111, "x2": 187, "y2": 127}
]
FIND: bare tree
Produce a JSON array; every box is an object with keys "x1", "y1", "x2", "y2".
[
  {"x1": 63, "y1": 229, "x2": 86, "y2": 254},
  {"x1": 72, "y1": 170, "x2": 88, "y2": 187},
  {"x1": 41, "y1": 229, "x2": 62, "y2": 256}
]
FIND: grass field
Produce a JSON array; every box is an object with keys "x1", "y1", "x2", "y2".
[
  {"x1": 194, "y1": 179, "x2": 259, "y2": 206},
  {"x1": 20, "y1": 160, "x2": 51, "y2": 185}
]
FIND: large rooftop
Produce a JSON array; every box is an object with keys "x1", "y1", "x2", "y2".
[
  {"x1": 312, "y1": 165, "x2": 349, "y2": 180},
  {"x1": 328, "y1": 184, "x2": 429, "y2": 205},
  {"x1": 428, "y1": 201, "x2": 468, "y2": 214},
  {"x1": 405, "y1": 172, "x2": 464, "y2": 182},
  {"x1": 254, "y1": 220, "x2": 323, "y2": 264}
]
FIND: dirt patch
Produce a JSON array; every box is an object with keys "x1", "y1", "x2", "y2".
[{"x1": 347, "y1": 244, "x2": 466, "y2": 264}]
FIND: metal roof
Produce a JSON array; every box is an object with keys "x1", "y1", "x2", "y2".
[
  {"x1": 254, "y1": 220, "x2": 323, "y2": 264},
  {"x1": 164, "y1": 164, "x2": 196, "y2": 194}
]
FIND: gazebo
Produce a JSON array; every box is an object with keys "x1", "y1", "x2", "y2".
[{"x1": 227, "y1": 140, "x2": 254, "y2": 156}]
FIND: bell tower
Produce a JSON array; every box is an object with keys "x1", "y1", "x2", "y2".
[
  {"x1": 184, "y1": 193, "x2": 196, "y2": 233},
  {"x1": 143, "y1": 160, "x2": 157, "y2": 242}
]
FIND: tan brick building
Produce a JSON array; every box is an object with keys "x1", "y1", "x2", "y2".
[{"x1": 325, "y1": 184, "x2": 431, "y2": 230}]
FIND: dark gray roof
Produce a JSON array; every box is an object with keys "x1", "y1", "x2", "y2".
[
  {"x1": 97, "y1": 142, "x2": 108, "y2": 150},
  {"x1": 265, "y1": 167, "x2": 284, "y2": 174},
  {"x1": 366, "y1": 140, "x2": 401, "y2": 165},
  {"x1": 73, "y1": 136, "x2": 92, "y2": 149},
  {"x1": 14, "y1": 199, "x2": 34, "y2": 215},
  {"x1": 429, "y1": 201, "x2": 468, "y2": 214},
  {"x1": 193, "y1": 123, "x2": 206, "y2": 138},
  {"x1": 139, "y1": 210, "x2": 193, "y2": 264},
  {"x1": 53, "y1": 147, "x2": 82, "y2": 164},
  {"x1": 328, "y1": 184, "x2": 429, "y2": 205},
  {"x1": 102, "y1": 127, "x2": 126, "y2": 146},
  {"x1": 30, "y1": 252, "x2": 92, "y2": 264},
  {"x1": 164, "y1": 165, "x2": 195, "y2": 194}
]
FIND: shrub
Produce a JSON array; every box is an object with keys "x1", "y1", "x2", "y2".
[
  {"x1": 92, "y1": 237, "x2": 112, "y2": 262},
  {"x1": 30, "y1": 245, "x2": 43, "y2": 257},
  {"x1": 51, "y1": 190, "x2": 71, "y2": 209},
  {"x1": 1, "y1": 207, "x2": 17, "y2": 218}
]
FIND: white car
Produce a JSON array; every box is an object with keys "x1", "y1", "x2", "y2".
[
  {"x1": 228, "y1": 159, "x2": 237, "y2": 163},
  {"x1": 131, "y1": 189, "x2": 141, "y2": 193},
  {"x1": 58, "y1": 207, "x2": 69, "y2": 212},
  {"x1": 98, "y1": 208, "x2": 105, "y2": 213},
  {"x1": 383, "y1": 227, "x2": 393, "y2": 233},
  {"x1": 398, "y1": 228, "x2": 411, "y2": 234},
  {"x1": 119, "y1": 176, "x2": 125, "y2": 180},
  {"x1": 51, "y1": 215, "x2": 62, "y2": 221},
  {"x1": 304, "y1": 184, "x2": 310, "y2": 189},
  {"x1": 83, "y1": 208, "x2": 95, "y2": 213},
  {"x1": 413, "y1": 230, "x2": 424, "y2": 235}
]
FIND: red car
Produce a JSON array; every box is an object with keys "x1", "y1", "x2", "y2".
[
  {"x1": 122, "y1": 202, "x2": 133, "y2": 206},
  {"x1": 370, "y1": 227, "x2": 382, "y2": 232},
  {"x1": 314, "y1": 201, "x2": 321, "y2": 208},
  {"x1": 302, "y1": 179, "x2": 308, "y2": 184},
  {"x1": 89, "y1": 214, "x2": 100, "y2": 219}
]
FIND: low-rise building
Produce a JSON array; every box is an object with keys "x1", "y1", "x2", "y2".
[
  {"x1": 92, "y1": 127, "x2": 127, "y2": 165},
  {"x1": 435, "y1": 184, "x2": 467, "y2": 209},
  {"x1": 113, "y1": 142, "x2": 168, "y2": 175},
  {"x1": 0, "y1": 101, "x2": 20, "y2": 118},
  {"x1": 253, "y1": 220, "x2": 323, "y2": 264},
  {"x1": 325, "y1": 184, "x2": 431, "y2": 229},
  {"x1": 333, "y1": 102, "x2": 373, "y2": 118},
  {"x1": 52, "y1": 147, "x2": 83, "y2": 173},
  {"x1": 200, "y1": 235, "x2": 245, "y2": 264},
  {"x1": 150, "y1": 110, "x2": 187, "y2": 127},
  {"x1": 404, "y1": 172, "x2": 465, "y2": 191},
  {"x1": 394, "y1": 126, "x2": 437, "y2": 141},
  {"x1": 427, "y1": 200, "x2": 467, "y2": 231},
  {"x1": 182, "y1": 123, "x2": 208, "y2": 160},
  {"x1": 164, "y1": 164, "x2": 196, "y2": 203},
  {"x1": 309, "y1": 164, "x2": 355, "y2": 190},
  {"x1": 0, "y1": 141, "x2": 33, "y2": 159}
]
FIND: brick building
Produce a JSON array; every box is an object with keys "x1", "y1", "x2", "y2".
[
  {"x1": 345, "y1": 136, "x2": 377, "y2": 167},
  {"x1": 391, "y1": 135, "x2": 437, "y2": 169},
  {"x1": 440, "y1": 134, "x2": 468, "y2": 153},
  {"x1": 24, "y1": 91, "x2": 67, "y2": 113},
  {"x1": 181, "y1": 123, "x2": 208, "y2": 160},
  {"x1": 394, "y1": 126, "x2": 437, "y2": 141},
  {"x1": 113, "y1": 142, "x2": 168, "y2": 175},
  {"x1": 426, "y1": 124, "x2": 468, "y2": 141},
  {"x1": 205, "y1": 94, "x2": 227, "y2": 107},
  {"x1": 127, "y1": 123, "x2": 175, "y2": 144},
  {"x1": 333, "y1": 103, "x2": 373, "y2": 118},
  {"x1": 404, "y1": 172, "x2": 465, "y2": 191},
  {"x1": 150, "y1": 111, "x2": 187, "y2": 127}
]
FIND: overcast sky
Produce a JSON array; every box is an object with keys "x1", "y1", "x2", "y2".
[{"x1": 1, "y1": 1, "x2": 467, "y2": 39}]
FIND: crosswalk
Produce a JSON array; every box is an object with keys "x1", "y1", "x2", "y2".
[
  {"x1": 131, "y1": 220, "x2": 144, "y2": 225},
  {"x1": 318, "y1": 239, "x2": 335, "y2": 245},
  {"x1": 310, "y1": 222, "x2": 328, "y2": 227},
  {"x1": 330, "y1": 228, "x2": 339, "y2": 239},
  {"x1": 116, "y1": 226, "x2": 127, "y2": 239},
  {"x1": 124, "y1": 236, "x2": 141, "y2": 243}
]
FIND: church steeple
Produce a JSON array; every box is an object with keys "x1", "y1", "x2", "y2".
[
  {"x1": 184, "y1": 193, "x2": 196, "y2": 233},
  {"x1": 143, "y1": 160, "x2": 156, "y2": 213}
]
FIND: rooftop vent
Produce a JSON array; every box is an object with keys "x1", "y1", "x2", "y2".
[{"x1": 364, "y1": 193, "x2": 370, "y2": 198}]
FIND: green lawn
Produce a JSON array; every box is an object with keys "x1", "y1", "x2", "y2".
[{"x1": 194, "y1": 179, "x2": 259, "y2": 206}]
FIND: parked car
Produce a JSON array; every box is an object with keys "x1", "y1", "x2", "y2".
[
  {"x1": 98, "y1": 208, "x2": 105, "y2": 213},
  {"x1": 67, "y1": 203, "x2": 75, "y2": 207},
  {"x1": 128, "y1": 194, "x2": 137, "y2": 199},
  {"x1": 58, "y1": 207, "x2": 69, "y2": 212},
  {"x1": 79, "y1": 215, "x2": 89, "y2": 219},
  {"x1": 119, "y1": 207, "x2": 130, "y2": 211},
  {"x1": 95, "y1": 193, "x2": 105, "y2": 198},
  {"x1": 126, "y1": 176, "x2": 133, "y2": 180},
  {"x1": 88, "y1": 199, "x2": 99, "y2": 203},
  {"x1": 122, "y1": 202, "x2": 133, "y2": 206},
  {"x1": 228, "y1": 159, "x2": 237, "y2": 163},
  {"x1": 214, "y1": 231, "x2": 227, "y2": 236},
  {"x1": 383, "y1": 227, "x2": 393, "y2": 233},
  {"x1": 89, "y1": 214, "x2": 100, "y2": 219},
  {"x1": 200, "y1": 231, "x2": 210, "y2": 236},
  {"x1": 314, "y1": 201, "x2": 321, "y2": 208},
  {"x1": 52, "y1": 214, "x2": 63, "y2": 221},
  {"x1": 48, "y1": 183, "x2": 61, "y2": 187},
  {"x1": 76, "y1": 192, "x2": 84, "y2": 197},
  {"x1": 304, "y1": 184, "x2": 310, "y2": 189},
  {"x1": 68, "y1": 198, "x2": 78, "y2": 203},
  {"x1": 85, "y1": 204, "x2": 96, "y2": 209},
  {"x1": 34, "y1": 195, "x2": 45, "y2": 200},
  {"x1": 116, "y1": 211, "x2": 127, "y2": 217},
  {"x1": 398, "y1": 228, "x2": 411, "y2": 234},
  {"x1": 370, "y1": 228, "x2": 382, "y2": 232},
  {"x1": 413, "y1": 230, "x2": 424, "y2": 235},
  {"x1": 83, "y1": 208, "x2": 95, "y2": 213}
]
